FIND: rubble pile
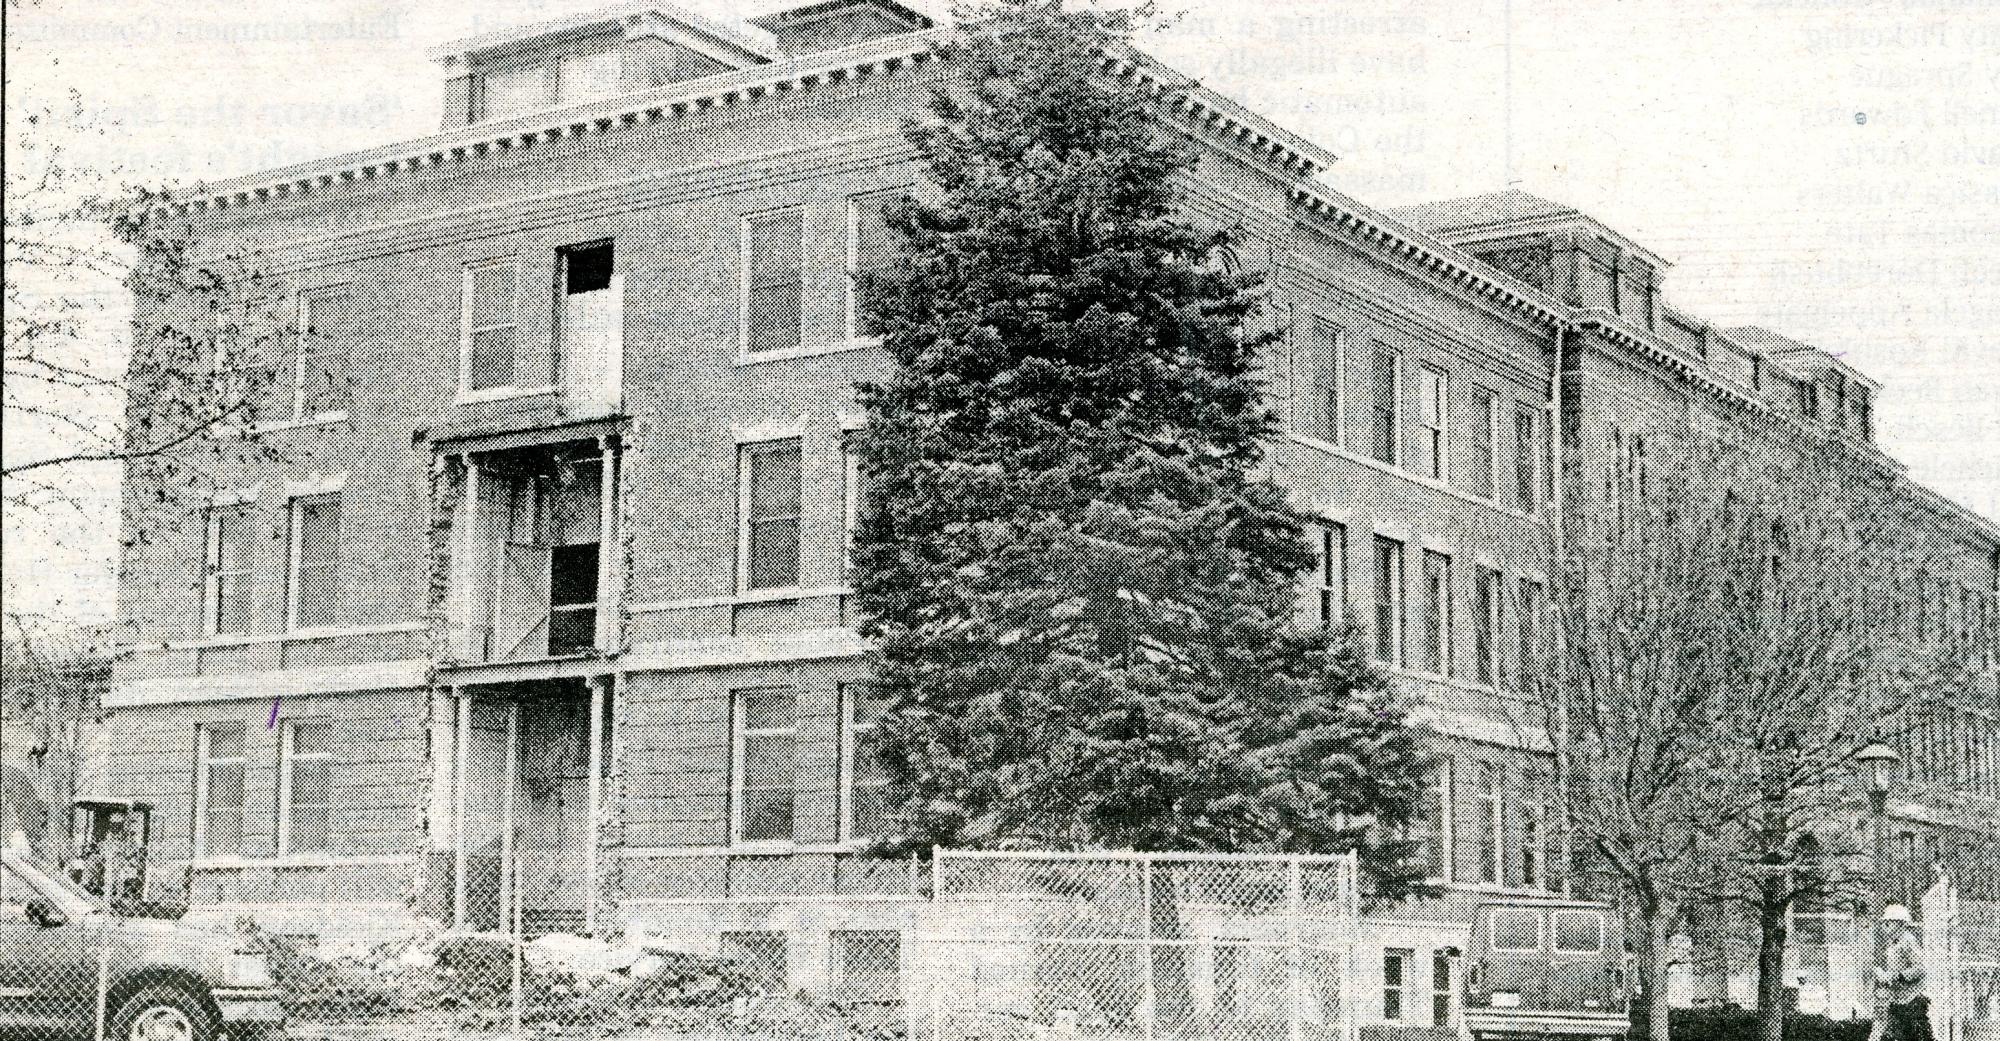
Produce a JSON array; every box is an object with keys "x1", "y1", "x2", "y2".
[{"x1": 237, "y1": 920, "x2": 905, "y2": 1038}]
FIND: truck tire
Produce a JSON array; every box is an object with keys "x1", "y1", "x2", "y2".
[{"x1": 108, "y1": 983, "x2": 219, "y2": 1041}]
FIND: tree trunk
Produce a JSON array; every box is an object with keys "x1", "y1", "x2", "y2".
[
  {"x1": 1635, "y1": 898, "x2": 1675, "y2": 1041},
  {"x1": 1756, "y1": 878, "x2": 1790, "y2": 1041}
]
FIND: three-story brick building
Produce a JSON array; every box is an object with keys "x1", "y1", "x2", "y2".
[{"x1": 91, "y1": 2, "x2": 1996, "y2": 1026}]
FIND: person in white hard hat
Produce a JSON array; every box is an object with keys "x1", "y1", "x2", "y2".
[{"x1": 1874, "y1": 903, "x2": 1933, "y2": 1041}]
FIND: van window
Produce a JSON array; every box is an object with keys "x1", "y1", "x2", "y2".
[
  {"x1": 1492, "y1": 907, "x2": 1542, "y2": 952},
  {"x1": 1554, "y1": 910, "x2": 1603, "y2": 953}
]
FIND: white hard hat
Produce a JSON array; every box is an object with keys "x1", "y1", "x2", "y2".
[{"x1": 1881, "y1": 903, "x2": 1913, "y2": 924}]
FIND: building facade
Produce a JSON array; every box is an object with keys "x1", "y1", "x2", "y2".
[{"x1": 91, "y1": 2, "x2": 1998, "y2": 1029}]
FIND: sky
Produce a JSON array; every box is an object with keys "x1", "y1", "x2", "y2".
[{"x1": 6, "y1": 0, "x2": 1999, "y2": 626}]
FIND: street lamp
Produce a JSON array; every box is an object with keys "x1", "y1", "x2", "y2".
[{"x1": 1855, "y1": 739, "x2": 1901, "y2": 1023}]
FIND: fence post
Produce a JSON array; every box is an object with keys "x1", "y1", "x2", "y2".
[
  {"x1": 511, "y1": 850, "x2": 525, "y2": 1041},
  {"x1": 1142, "y1": 855, "x2": 1157, "y2": 1041},
  {"x1": 1344, "y1": 851, "x2": 1361, "y2": 1041},
  {"x1": 94, "y1": 933, "x2": 109, "y2": 1041},
  {"x1": 1289, "y1": 856, "x2": 1303, "y2": 1041}
]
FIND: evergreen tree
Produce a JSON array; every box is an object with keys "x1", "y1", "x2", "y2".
[{"x1": 849, "y1": 0, "x2": 1432, "y2": 903}]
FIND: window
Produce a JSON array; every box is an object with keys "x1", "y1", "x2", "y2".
[
  {"x1": 848, "y1": 190, "x2": 902, "y2": 340},
  {"x1": 843, "y1": 683, "x2": 890, "y2": 842},
  {"x1": 1466, "y1": 386, "x2": 1498, "y2": 499},
  {"x1": 1432, "y1": 950, "x2": 1454, "y2": 1026},
  {"x1": 1421, "y1": 549, "x2": 1453, "y2": 676},
  {"x1": 720, "y1": 931, "x2": 787, "y2": 993},
  {"x1": 832, "y1": 930, "x2": 902, "y2": 1003},
  {"x1": 557, "y1": 49, "x2": 620, "y2": 104},
  {"x1": 1369, "y1": 346, "x2": 1401, "y2": 465},
  {"x1": 733, "y1": 687, "x2": 797, "y2": 844},
  {"x1": 1518, "y1": 578, "x2": 1545, "y2": 690},
  {"x1": 1478, "y1": 763, "x2": 1504, "y2": 884},
  {"x1": 1491, "y1": 908, "x2": 1541, "y2": 952},
  {"x1": 194, "y1": 722, "x2": 246, "y2": 857},
  {"x1": 739, "y1": 439, "x2": 802, "y2": 591},
  {"x1": 1518, "y1": 769, "x2": 1544, "y2": 889},
  {"x1": 1514, "y1": 405, "x2": 1539, "y2": 513},
  {"x1": 462, "y1": 260, "x2": 522, "y2": 392},
  {"x1": 1426, "y1": 759, "x2": 1453, "y2": 881},
  {"x1": 480, "y1": 65, "x2": 546, "y2": 120},
  {"x1": 205, "y1": 504, "x2": 256, "y2": 636},
  {"x1": 1293, "y1": 317, "x2": 1343, "y2": 445},
  {"x1": 1312, "y1": 522, "x2": 1347, "y2": 630},
  {"x1": 1475, "y1": 567, "x2": 1502, "y2": 686},
  {"x1": 280, "y1": 719, "x2": 336, "y2": 854},
  {"x1": 1383, "y1": 948, "x2": 1411, "y2": 1021},
  {"x1": 841, "y1": 442, "x2": 867, "y2": 580},
  {"x1": 291, "y1": 286, "x2": 355, "y2": 422},
  {"x1": 286, "y1": 494, "x2": 341, "y2": 631},
  {"x1": 1373, "y1": 536, "x2": 1404, "y2": 664},
  {"x1": 1554, "y1": 911, "x2": 1603, "y2": 953},
  {"x1": 744, "y1": 208, "x2": 806, "y2": 355},
  {"x1": 1417, "y1": 366, "x2": 1447, "y2": 481}
]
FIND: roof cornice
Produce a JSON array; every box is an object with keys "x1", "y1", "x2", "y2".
[
  {"x1": 1570, "y1": 308, "x2": 1764, "y2": 412},
  {"x1": 1287, "y1": 185, "x2": 1568, "y2": 327}
]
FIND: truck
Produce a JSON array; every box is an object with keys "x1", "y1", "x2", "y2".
[
  {"x1": 1461, "y1": 897, "x2": 1632, "y2": 1041},
  {"x1": 1, "y1": 846, "x2": 284, "y2": 1041}
]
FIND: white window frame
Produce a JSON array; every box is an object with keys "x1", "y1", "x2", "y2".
[
  {"x1": 277, "y1": 719, "x2": 335, "y2": 855},
  {"x1": 1292, "y1": 317, "x2": 1344, "y2": 446},
  {"x1": 458, "y1": 258, "x2": 532, "y2": 400},
  {"x1": 1421, "y1": 548, "x2": 1453, "y2": 677},
  {"x1": 1432, "y1": 949, "x2": 1455, "y2": 1027},
  {"x1": 740, "y1": 207, "x2": 809, "y2": 359},
  {"x1": 289, "y1": 285, "x2": 353, "y2": 426},
  {"x1": 1373, "y1": 535, "x2": 1404, "y2": 666},
  {"x1": 1478, "y1": 762, "x2": 1505, "y2": 885},
  {"x1": 1369, "y1": 345, "x2": 1403, "y2": 467},
  {"x1": 1429, "y1": 758, "x2": 1454, "y2": 883},
  {"x1": 204, "y1": 505, "x2": 254, "y2": 637},
  {"x1": 846, "y1": 188, "x2": 905, "y2": 344},
  {"x1": 1490, "y1": 907, "x2": 1542, "y2": 952},
  {"x1": 1313, "y1": 521, "x2": 1347, "y2": 630},
  {"x1": 841, "y1": 442, "x2": 863, "y2": 582},
  {"x1": 1383, "y1": 947, "x2": 1412, "y2": 1022},
  {"x1": 1475, "y1": 566, "x2": 1503, "y2": 688},
  {"x1": 285, "y1": 493, "x2": 341, "y2": 633},
  {"x1": 737, "y1": 438, "x2": 803, "y2": 593},
  {"x1": 1469, "y1": 386, "x2": 1499, "y2": 501},
  {"x1": 840, "y1": 683, "x2": 887, "y2": 843},
  {"x1": 1514, "y1": 403, "x2": 1540, "y2": 513},
  {"x1": 193, "y1": 722, "x2": 245, "y2": 858},
  {"x1": 1418, "y1": 365, "x2": 1448, "y2": 482},
  {"x1": 731, "y1": 686, "x2": 798, "y2": 847}
]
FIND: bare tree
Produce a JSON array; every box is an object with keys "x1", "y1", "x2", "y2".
[
  {"x1": 1, "y1": 611, "x2": 111, "y2": 862},
  {"x1": 1525, "y1": 418, "x2": 1954, "y2": 1041},
  {"x1": 4, "y1": 89, "x2": 292, "y2": 548}
]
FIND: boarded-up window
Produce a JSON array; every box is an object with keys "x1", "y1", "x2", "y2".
[
  {"x1": 849, "y1": 191, "x2": 902, "y2": 339},
  {"x1": 282, "y1": 719, "x2": 336, "y2": 854},
  {"x1": 733, "y1": 688, "x2": 796, "y2": 844},
  {"x1": 740, "y1": 439, "x2": 801, "y2": 591},
  {"x1": 206, "y1": 505, "x2": 255, "y2": 636},
  {"x1": 288, "y1": 494, "x2": 340, "y2": 630},
  {"x1": 196, "y1": 722, "x2": 246, "y2": 857},
  {"x1": 464, "y1": 261, "x2": 520, "y2": 391},
  {"x1": 745, "y1": 209, "x2": 805, "y2": 354}
]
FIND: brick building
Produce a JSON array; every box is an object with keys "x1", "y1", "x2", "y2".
[{"x1": 91, "y1": 2, "x2": 1997, "y2": 1027}]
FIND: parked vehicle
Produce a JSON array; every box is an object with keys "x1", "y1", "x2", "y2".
[
  {"x1": 1461, "y1": 897, "x2": 1631, "y2": 1041},
  {"x1": 0, "y1": 847, "x2": 283, "y2": 1041}
]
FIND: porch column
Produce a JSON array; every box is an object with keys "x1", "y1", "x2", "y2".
[
  {"x1": 452, "y1": 455, "x2": 483, "y2": 662},
  {"x1": 594, "y1": 435, "x2": 621, "y2": 654},
  {"x1": 585, "y1": 676, "x2": 607, "y2": 935},
  {"x1": 452, "y1": 688, "x2": 470, "y2": 930}
]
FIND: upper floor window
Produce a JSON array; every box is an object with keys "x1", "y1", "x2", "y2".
[
  {"x1": 204, "y1": 504, "x2": 256, "y2": 636},
  {"x1": 1514, "y1": 405, "x2": 1540, "y2": 513},
  {"x1": 462, "y1": 260, "x2": 523, "y2": 393},
  {"x1": 1465, "y1": 386, "x2": 1498, "y2": 500},
  {"x1": 1475, "y1": 566, "x2": 1503, "y2": 687},
  {"x1": 1373, "y1": 535, "x2": 1404, "y2": 665},
  {"x1": 290, "y1": 286, "x2": 355, "y2": 423},
  {"x1": 744, "y1": 209, "x2": 806, "y2": 355},
  {"x1": 480, "y1": 65, "x2": 546, "y2": 121},
  {"x1": 739, "y1": 438, "x2": 802, "y2": 591},
  {"x1": 1421, "y1": 549, "x2": 1453, "y2": 676},
  {"x1": 194, "y1": 722, "x2": 246, "y2": 857},
  {"x1": 1291, "y1": 317, "x2": 1343, "y2": 445},
  {"x1": 1477, "y1": 762, "x2": 1504, "y2": 885},
  {"x1": 841, "y1": 440, "x2": 868, "y2": 580},
  {"x1": 286, "y1": 494, "x2": 342, "y2": 631},
  {"x1": 1517, "y1": 577, "x2": 1545, "y2": 689},
  {"x1": 1369, "y1": 346, "x2": 1401, "y2": 466},
  {"x1": 848, "y1": 190, "x2": 902, "y2": 341},
  {"x1": 1416, "y1": 366, "x2": 1448, "y2": 481}
]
